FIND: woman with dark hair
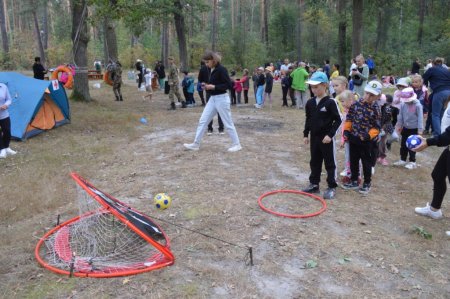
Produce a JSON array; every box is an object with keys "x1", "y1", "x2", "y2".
[
  {"x1": 0, "y1": 82, "x2": 16, "y2": 158},
  {"x1": 184, "y1": 51, "x2": 242, "y2": 152}
]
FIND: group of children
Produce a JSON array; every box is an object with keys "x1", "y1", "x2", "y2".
[{"x1": 302, "y1": 71, "x2": 431, "y2": 199}]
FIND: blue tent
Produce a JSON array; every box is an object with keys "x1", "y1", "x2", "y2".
[{"x1": 0, "y1": 72, "x2": 70, "y2": 140}]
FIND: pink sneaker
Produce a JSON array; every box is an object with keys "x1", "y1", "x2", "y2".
[{"x1": 380, "y1": 158, "x2": 389, "y2": 166}]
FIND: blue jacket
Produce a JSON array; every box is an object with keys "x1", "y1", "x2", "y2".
[{"x1": 423, "y1": 66, "x2": 450, "y2": 94}]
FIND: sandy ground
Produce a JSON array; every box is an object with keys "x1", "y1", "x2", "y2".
[{"x1": 0, "y1": 77, "x2": 449, "y2": 298}]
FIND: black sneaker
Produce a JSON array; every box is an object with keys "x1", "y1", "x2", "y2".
[
  {"x1": 302, "y1": 184, "x2": 320, "y2": 194},
  {"x1": 323, "y1": 188, "x2": 336, "y2": 200},
  {"x1": 342, "y1": 181, "x2": 359, "y2": 190},
  {"x1": 359, "y1": 183, "x2": 371, "y2": 195}
]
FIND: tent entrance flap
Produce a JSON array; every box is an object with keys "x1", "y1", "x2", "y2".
[{"x1": 26, "y1": 95, "x2": 65, "y2": 133}]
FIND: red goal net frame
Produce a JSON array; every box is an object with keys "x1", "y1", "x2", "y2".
[{"x1": 35, "y1": 173, "x2": 174, "y2": 278}]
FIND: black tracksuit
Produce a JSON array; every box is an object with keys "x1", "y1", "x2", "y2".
[{"x1": 303, "y1": 95, "x2": 342, "y2": 188}]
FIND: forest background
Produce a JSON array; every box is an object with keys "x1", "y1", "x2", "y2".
[{"x1": 0, "y1": 0, "x2": 449, "y2": 80}]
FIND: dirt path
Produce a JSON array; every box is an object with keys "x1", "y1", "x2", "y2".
[{"x1": 0, "y1": 78, "x2": 449, "y2": 298}]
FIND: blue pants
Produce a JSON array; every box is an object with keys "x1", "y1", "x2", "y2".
[{"x1": 256, "y1": 86, "x2": 264, "y2": 105}]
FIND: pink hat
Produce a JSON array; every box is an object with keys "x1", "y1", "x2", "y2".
[{"x1": 399, "y1": 87, "x2": 417, "y2": 103}]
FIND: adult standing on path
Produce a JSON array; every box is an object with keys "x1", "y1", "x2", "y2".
[
  {"x1": 423, "y1": 57, "x2": 450, "y2": 136},
  {"x1": 155, "y1": 61, "x2": 166, "y2": 90},
  {"x1": 198, "y1": 60, "x2": 224, "y2": 133},
  {"x1": 413, "y1": 104, "x2": 450, "y2": 237},
  {"x1": 33, "y1": 57, "x2": 47, "y2": 80},
  {"x1": 0, "y1": 82, "x2": 17, "y2": 158},
  {"x1": 367, "y1": 55, "x2": 375, "y2": 76},
  {"x1": 290, "y1": 62, "x2": 309, "y2": 109},
  {"x1": 112, "y1": 61, "x2": 123, "y2": 101},
  {"x1": 184, "y1": 51, "x2": 242, "y2": 152},
  {"x1": 167, "y1": 56, "x2": 185, "y2": 110},
  {"x1": 135, "y1": 59, "x2": 144, "y2": 89},
  {"x1": 411, "y1": 58, "x2": 421, "y2": 75},
  {"x1": 351, "y1": 54, "x2": 370, "y2": 98}
]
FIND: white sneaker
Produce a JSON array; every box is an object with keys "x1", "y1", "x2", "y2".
[
  {"x1": 340, "y1": 169, "x2": 348, "y2": 177},
  {"x1": 446, "y1": 231, "x2": 450, "y2": 237},
  {"x1": 414, "y1": 202, "x2": 443, "y2": 219},
  {"x1": 254, "y1": 104, "x2": 261, "y2": 109},
  {"x1": 405, "y1": 162, "x2": 417, "y2": 169},
  {"x1": 5, "y1": 148, "x2": 16, "y2": 155},
  {"x1": 227, "y1": 144, "x2": 242, "y2": 152},
  {"x1": 393, "y1": 160, "x2": 407, "y2": 166},
  {"x1": 183, "y1": 143, "x2": 200, "y2": 151},
  {"x1": 0, "y1": 149, "x2": 6, "y2": 159}
]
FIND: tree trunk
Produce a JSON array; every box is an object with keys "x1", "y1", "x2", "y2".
[
  {"x1": 260, "y1": 0, "x2": 268, "y2": 45},
  {"x1": 351, "y1": 0, "x2": 363, "y2": 57},
  {"x1": 231, "y1": 0, "x2": 235, "y2": 35},
  {"x1": 32, "y1": 8, "x2": 46, "y2": 66},
  {"x1": 337, "y1": 0, "x2": 346, "y2": 74},
  {"x1": 417, "y1": 0, "x2": 425, "y2": 46},
  {"x1": 173, "y1": 0, "x2": 188, "y2": 71},
  {"x1": 211, "y1": 0, "x2": 218, "y2": 51},
  {"x1": 103, "y1": 17, "x2": 118, "y2": 62},
  {"x1": 296, "y1": 0, "x2": 304, "y2": 61},
  {"x1": 161, "y1": 21, "x2": 169, "y2": 67},
  {"x1": 71, "y1": 0, "x2": 90, "y2": 102},
  {"x1": 42, "y1": 0, "x2": 48, "y2": 50},
  {"x1": 0, "y1": 0, "x2": 9, "y2": 55}
]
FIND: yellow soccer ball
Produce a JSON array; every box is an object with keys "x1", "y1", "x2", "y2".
[{"x1": 154, "y1": 193, "x2": 172, "y2": 210}]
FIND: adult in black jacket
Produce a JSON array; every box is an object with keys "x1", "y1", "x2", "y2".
[
  {"x1": 302, "y1": 71, "x2": 342, "y2": 199},
  {"x1": 184, "y1": 51, "x2": 242, "y2": 152},
  {"x1": 135, "y1": 59, "x2": 144, "y2": 89},
  {"x1": 198, "y1": 60, "x2": 223, "y2": 133},
  {"x1": 33, "y1": 57, "x2": 47, "y2": 80},
  {"x1": 155, "y1": 61, "x2": 166, "y2": 90},
  {"x1": 413, "y1": 119, "x2": 450, "y2": 237}
]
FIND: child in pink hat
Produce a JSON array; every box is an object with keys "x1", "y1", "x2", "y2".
[{"x1": 393, "y1": 87, "x2": 423, "y2": 169}]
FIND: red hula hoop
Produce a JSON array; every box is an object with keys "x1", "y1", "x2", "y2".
[{"x1": 258, "y1": 189, "x2": 327, "y2": 218}]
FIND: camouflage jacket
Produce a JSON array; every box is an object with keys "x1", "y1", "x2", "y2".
[
  {"x1": 111, "y1": 64, "x2": 122, "y2": 84},
  {"x1": 167, "y1": 64, "x2": 179, "y2": 85}
]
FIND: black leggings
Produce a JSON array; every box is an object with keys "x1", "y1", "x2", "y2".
[
  {"x1": 0, "y1": 117, "x2": 11, "y2": 149},
  {"x1": 431, "y1": 147, "x2": 450, "y2": 209},
  {"x1": 243, "y1": 90, "x2": 249, "y2": 104},
  {"x1": 400, "y1": 128, "x2": 418, "y2": 162}
]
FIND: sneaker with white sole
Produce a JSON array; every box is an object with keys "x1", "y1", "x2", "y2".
[
  {"x1": 358, "y1": 183, "x2": 371, "y2": 195},
  {"x1": 342, "y1": 181, "x2": 359, "y2": 190},
  {"x1": 183, "y1": 143, "x2": 200, "y2": 151},
  {"x1": 393, "y1": 160, "x2": 407, "y2": 166},
  {"x1": 0, "y1": 149, "x2": 6, "y2": 159},
  {"x1": 5, "y1": 148, "x2": 16, "y2": 155},
  {"x1": 227, "y1": 144, "x2": 242, "y2": 152},
  {"x1": 405, "y1": 162, "x2": 417, "y2": 169},
  {"x1": 323, "y1": 188, "x2": 336, "y2": 199},
  {"x1": 414, "y1": 202, "x2": 443, "y2": 219},
  {"x1": 302, "y1": 184, "x2": 320, "y2": 194}
]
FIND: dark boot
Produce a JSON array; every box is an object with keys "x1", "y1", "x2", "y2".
[
  {"x1": 115, "y1": 96, "x2": 120, "y2": 101},
  {"x1": 119, "y1": 95, "x2": 123, "y2": 101},
  {"x1": 291, "y1": 99, "x2": 296, "y2": 107},
  {"x1": 168, "y1": 102, "x2": 176, "y2": 110},
  {"x1": 181, "y1": 101, "x2": 187, "y2": 108}
]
